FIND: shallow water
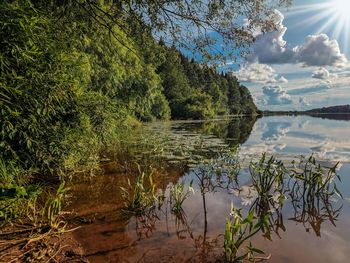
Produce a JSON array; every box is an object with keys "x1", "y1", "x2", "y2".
[{"x1": 68, "y1": 115, "x2": 350, "y2": 263}]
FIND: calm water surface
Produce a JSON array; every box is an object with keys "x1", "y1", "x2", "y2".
[{"x1": 69, "y1": 115, "x2": 350, "y2": 263}]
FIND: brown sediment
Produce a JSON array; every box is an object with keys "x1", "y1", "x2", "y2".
[
  {"x1": 64, "y1": 161, "x2": 190, "y2": 262},
  {"x1": 0, "y1": 224, "x2": 87, "y2": 263}
]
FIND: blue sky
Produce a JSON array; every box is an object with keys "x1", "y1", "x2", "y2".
[{"x1": 223, "y1": 0, "x2": 350, "y2": 111}]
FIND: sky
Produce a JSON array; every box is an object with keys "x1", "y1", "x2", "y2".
[{"x1": 222, "y1": 0, "x2": 350, "y2": 111}]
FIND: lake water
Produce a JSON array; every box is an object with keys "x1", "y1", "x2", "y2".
[{"x1": 68, "y1": 115, "x2": 350, "y2": 263}]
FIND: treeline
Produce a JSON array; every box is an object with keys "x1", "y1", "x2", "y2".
[
  {"x1": 158, "y1": 44, "x2": 257, "y2": 119},
  {"x1": 0, "y1": 0, "x2": 257, "y2": 177},
  {"x1": 306, "y1": 105, "x2": 350, "y2": 114}
]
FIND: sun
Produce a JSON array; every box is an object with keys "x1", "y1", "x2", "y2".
[
  {"x1": 285, "y1": 0, "x2": 350, "y2": 52},
  {"x1": 333, "y1": 0, "x2": 350, "y2": 17}
]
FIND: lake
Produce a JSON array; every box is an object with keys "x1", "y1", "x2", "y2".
[{"x1": 68, "y1": 115, "x2": 350, "y2": 263}]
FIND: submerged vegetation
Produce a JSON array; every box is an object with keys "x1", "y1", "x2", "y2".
[
  {"x1": 119, "y1": 151, "x2": 344, "y2": 262},
  {"x1": 120, "y1": 166, "x2": 159, "y2": 215},
  {"x1": 0, "y1": 0, "x2": 260, "y2": 183},
  {"x1": 224, "y1": 208, "x2": 270, "y2": 262},
  {"x1": 4, "y1": 0, "x2": 347, "y2": 262},
  {"x1": 0, "y1": 0, "x2": 262, "y2": 256}
]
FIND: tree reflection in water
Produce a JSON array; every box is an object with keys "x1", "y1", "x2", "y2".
[{"x1": 126, "y1": 152, "x2": 343, "y2": 262}]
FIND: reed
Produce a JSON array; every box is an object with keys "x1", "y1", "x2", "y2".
[
  {"x1": 169, "y1": 181, "x2": 194, "y2": 214},
  {"x1": 120, "y1": 165, "x2": 159, "y2": 215},
  {"x1": 224, "y1": 207, "x2": 270, "y2": 262}
]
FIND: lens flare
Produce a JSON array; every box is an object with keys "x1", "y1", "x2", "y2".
[{"x1": 285, "y1": 0, "x2": 350, "y2": 52}]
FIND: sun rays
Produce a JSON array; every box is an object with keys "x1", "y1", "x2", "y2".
[{"x1": 285, "y1": 0, "x2": 350, "y2": 52}]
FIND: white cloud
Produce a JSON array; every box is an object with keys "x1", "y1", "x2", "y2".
[
  {"x1": 278, "y1": 76, "x2": 288, "y2": 83},
  {"x1": 312, "y1": 67, "x2": 330, "y2": 79},
  {"x1": 311, "y1": 67, "x2": 338, "y2": 80},
  {"x1": 237, "y1": 63, "x2": 277, "y2": 83},
  {"x1": 262, "y1": 85, "x2": 293, "y2": 105},
  {"x1": 236, "y1": 63, "x2": 289, "y2": 84},
  {"x1": 248, "y1": 10, "x2": 296, "y2": 64},
  {"x1": 295, "y1": 34, "x2": 348, "y2": 67},
  {"x1": 248, "y1": 10, "x2": 348, "y2": 67}
]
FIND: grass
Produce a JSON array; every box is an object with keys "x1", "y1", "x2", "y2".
[
  {"x1": 224, "y1": 208, "x2": 270, "y2": 262},
  {"x1": 224, "y1": 153, "x2": 344, "y2": 262},
  {"x1": 43, "y1": 182, "x2": 70, "y2": 227},
  {"x1": 0, "y1": 158, "x2": 73, "y2": 262},
  {"x1": 169, "y1": 181, "x2": 194, "y2": 214},
  {"x1": 120, "y1": 165, "x2": 160, "y2": 215},
  {"x1": 288, "y1": 156, "x2": 342, "y2": 236}
]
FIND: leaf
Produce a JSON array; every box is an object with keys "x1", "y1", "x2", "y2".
[{"x1": 249, "y1": 247, "x2": 265, "y2": 255}]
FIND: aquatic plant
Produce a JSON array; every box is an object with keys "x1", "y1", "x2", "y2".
[
  {"x1": 120, "y1": 166, "x2": 159, "y2": 215},
  {"x1": 249, "y1": 154, "x2": 287, "y2": 216},
  {"x1": 224, "y1": 208, "x2": 270, "y2": 263},
  {"x1": 290, "y1": 155, "x2": 342, "y2": 198},
  {"x1": 223, "y1": 153, "x2": 345, "y2": 262},
  {"x1": 169, "y1": 181, "x2": 194, "y2": 214},
  {"x1": 288, "y1": 156, "x2": 342, "y2": 236},
  {"x1": 43, "y1": 182, "x2": 70, "y2": 227}
]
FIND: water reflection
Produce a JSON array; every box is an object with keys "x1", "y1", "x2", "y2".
[
  {"x1": 68, "y1": 115, "x2": 350, "y2": 263},
  {"x1": 240, "y1": 115, "x2": 350, "y2": 162},
  {"x1": 307, "y1": 113, "x2": 350, "y2": 121}
]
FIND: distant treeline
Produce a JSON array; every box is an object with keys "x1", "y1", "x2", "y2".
[
  {"x1": 261, "y1": 105, "x2": 350, "y2": 122},
  {"x1": 158, "y1": 43, "x2": 257, "y2": 119},
  {"x1": 0, "y1": 1, "x2": 257, "y2": 176},
  {"x1": 305, "y1": 105, "x2": 350, "y2": 114},
  {"x1": 263, "y1": 105, "x2": 350, "y2": 116}
]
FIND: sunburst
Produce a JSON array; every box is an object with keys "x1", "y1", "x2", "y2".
[{"x1": 285, "y1": 0, "x2": 350, "y2": 52}]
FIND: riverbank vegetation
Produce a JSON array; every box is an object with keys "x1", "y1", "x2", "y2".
[
  {"x1": 1, "y1": 0, "x2": 292, "y2": 261},
  {"x1": 0, "y1": 0, "x2": 293, "y2": 179}
]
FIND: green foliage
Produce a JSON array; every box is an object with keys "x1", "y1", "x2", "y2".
[
  {"x1": 250, "y1": 154, "x2": 287, "y2": 207},
  {"x1": 43, "y1": 182, "x2": 70, "y2": 226},
  {"x1": 224, "y1": 208, "x2": 270, "y2": 262},
  {"x1": 158, "y1": 48, "x2": 257, "y2": 119},
  {"x1": 0, "y1": 0, "x2": 168, "y2": 178},
  {"x1": 120, "y1": 166, "x2": 160, "y2": 215},
  {"x1": 169, "y1": 181, "x2": 194, "y2": 214},
  {"x1": 0, "y1": 0, "x2": 257, "y2": 182},
  {"x1": 0, "y1": 159, "x2": 42, "y2": 226}
]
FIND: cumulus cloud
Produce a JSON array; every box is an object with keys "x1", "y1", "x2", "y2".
[
  {"x1": 295, "y1": 34, "x2": 348, "y2": 67},
  {"x1": 312, "y1": 67, "x2": 330, "y2": 79},
  {"x1": 237, "y1": 63, "x2": 277, "y2": 83},
  {"x1": 277, "y1": 76, "x2": 288, "y2": 83},
  {"x1": 248, "y1": 10, "x2": 296, "y2": 64},
  {"x1": 311, "y1": 67, "x2": 338, "y2": 80},
  {"x1": 248, "y1": 10, "x2": 348, "y2": 67},
  {"x1": 236, "y1": 63, "x2": 288, "y2": 84},
  {"x1": 262, "y1": 85, "x2": 293, "y2": 105}
]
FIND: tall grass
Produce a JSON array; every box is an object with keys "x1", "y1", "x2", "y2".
[
  {"x1": 288, "y1": 156, "x2": 342, "y2": 236},
  {"x1": 224, "y1": 153, "x2": 344, "y2": 261},
  {"x1": 0, "y1": 159, "x2": 41, "y2": 226},
  {"x1": 224, "y1": 208, "x2": 270, "y2": 262},
  {"x1": 120, "y1": 165, "x2": 160, "y2": 215},
  {"x1": 169, "y1": 181, "x2": 194, "y2": 214}
]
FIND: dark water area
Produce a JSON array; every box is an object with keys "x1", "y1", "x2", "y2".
[{"x1": 67, "y1": 115, "x2": 350, "y2": 263}]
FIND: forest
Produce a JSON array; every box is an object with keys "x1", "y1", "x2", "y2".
[
  {"x1": 1, "y1": 1, "x2": 300, "y2": 262},
  {"x1": 0, "y1": 0, "x2": 257, "y2": 179}
]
